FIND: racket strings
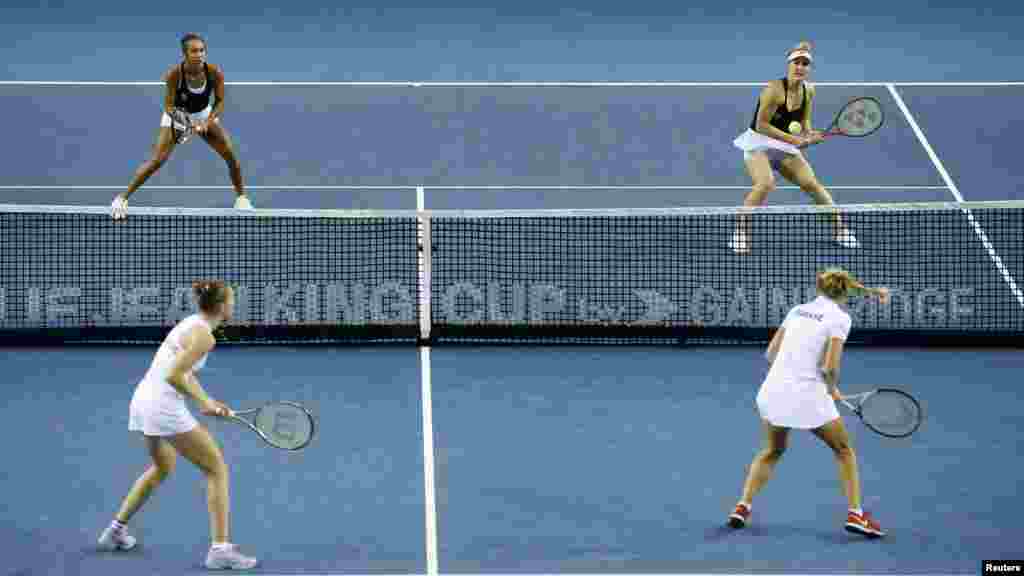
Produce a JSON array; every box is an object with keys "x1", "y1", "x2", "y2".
[
  {"x1": 254, "y1": 404, "x2": 315, "y2": 450},
  {"x1": 837, "y1": 99, "x2": 883, "y2": 136},
  {"x1": 860, "y1": 392, "x2": 920, "y2": 436}
]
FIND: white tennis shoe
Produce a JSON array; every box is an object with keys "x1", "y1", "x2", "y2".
[
  {"x1": 729, "y1": 229, "x2": 750, "y2": 254},
  {"x1": 205, "y1": 544, "x2": 259, "y2": 570},
  {"x1": 835, "y1": 227, "x2": 860, "y2": 248},
  {"x1": 97, "y1": 524, "x2": 137, "y2": 551},
  {"x1": 234, "y1": 195, "x2": 254, "y2": 210},
  {"x1": 111, "y1": 195, "x2": 129, "y2": 220}
]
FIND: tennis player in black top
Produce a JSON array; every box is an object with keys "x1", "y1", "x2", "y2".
[
  {"x1": 730, "y1": 41, "x2": 859, "y2": 254},
  {"x1": 112, "y1": 34, "x2": 252, "y2": 219}
]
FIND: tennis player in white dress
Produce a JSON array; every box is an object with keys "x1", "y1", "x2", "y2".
[
  {"x1": 97, "y1": 280, "x2": 258, "y2": 569},
  {"x1": 730, "y1": 40, "x2": 859, "y2": 254},
  {"x1": 727, "y1": 268, "x2": 890, "y2": 537}
]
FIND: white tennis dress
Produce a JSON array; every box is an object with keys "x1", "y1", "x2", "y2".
[
  {"x1": 128, "y1": 314, "x2": 211, "y2": 437},
  {"x1": 756, "y1": 296, "x2": 852, "y2": 429},
  {"x1": 733, "y1": 128, "x2": 804, "y2": 169}
]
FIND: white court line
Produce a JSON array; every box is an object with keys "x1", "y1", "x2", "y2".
[
  {"x1": 0, "y1": 185, "x2": 952, "y2": 191},
  {"x1": 887, "y1": 83, "x2": 1024, "y2": 310},
  {"x1": 418, "y1": 186, "x2": 436, "y2": 575},
  {"x1": 420, "y1": 347, "x2": 439, "y2": 576},
  {"x1": 0, "y1": 80, "x2": 1022, "y2": 86}
]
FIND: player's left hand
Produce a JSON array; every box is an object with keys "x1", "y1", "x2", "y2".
[{"x1": 804, "y1": 130, "x2": 826, "y2": 146}]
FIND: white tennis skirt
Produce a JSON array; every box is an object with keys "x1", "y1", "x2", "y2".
[
  {"x1": 159, "y1": 105, "x2": 213, "y2": 129},
  {"x1": 756, "y1": 376, "x2": 840, "y2": 430},
  {"x1": 733, "y1": 128, "x2": 803, "y2": 168},
  {"x1": 128, "y1": 382, "x2": 199, "y2": 437}
]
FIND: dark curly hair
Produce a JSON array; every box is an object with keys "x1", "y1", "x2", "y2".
[{"x1": 180, "y1": 33, "x2": 207, "y2": 54}]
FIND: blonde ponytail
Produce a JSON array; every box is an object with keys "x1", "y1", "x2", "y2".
[{"x1": 816, "y1": 267, "x2": 856, "y2": 300}]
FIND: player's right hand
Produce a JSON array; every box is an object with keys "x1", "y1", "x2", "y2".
[{"x1": 200, "y1": 397, "x2": 232, "y2": 418}]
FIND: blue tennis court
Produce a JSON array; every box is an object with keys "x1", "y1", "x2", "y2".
[
  {"x1": 5, "y1": 84, "x2": 1022, "y2": 208},
  {"x1": 2, "y1": 78, "x2": 1022, "y2": 576},
  {"x1": 3, "y1": 345, "x2": 1022, "y2": 574}
]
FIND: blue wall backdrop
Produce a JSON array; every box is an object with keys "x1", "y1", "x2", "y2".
[{"x1": 3, "y1": 0, "x2": 1023, "y2": 82}]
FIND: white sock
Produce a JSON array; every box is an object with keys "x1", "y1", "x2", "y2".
[
  {"x1": 212, "y1": 542, "x2": 232, "y2": 551},
  {"x1": 849, "y1": 507, "x2": 863, "y2": 516},
  {"x1": 110, "y1": 519, "x2": 127, "y2": 532},
  {"x1": 739, "y1": 501, "x2": 751, "y2": 510}
]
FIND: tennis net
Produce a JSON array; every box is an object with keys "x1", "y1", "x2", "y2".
[
  {"x1": 1, "y1": 201, "x2": 1022, "y2": 346},
  {"x1": 0, "y1": 205, "x2": 421, "y2": 344}
]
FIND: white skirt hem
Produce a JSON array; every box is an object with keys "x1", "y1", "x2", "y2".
[
  {"x1": 756, "y1": 384, "x2": 840, "y2": 430},
  {"x1": 128, "y1": 384, "x2": 199, "y2": 437},
  {"x1": 733, "y1": 128, "x2": 804, "y2": 165}
]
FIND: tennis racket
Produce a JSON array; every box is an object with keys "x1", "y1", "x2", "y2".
[
  {"x1": 168, "y1": 107, "x2": 195, "y2": 144},
  {"x1": 227, "y1": 401, "x2": 316, "y2": 450},
  {"x1": 819, "y1": 96, "x2": 885, "y2": 139},
  {"x1": 839, "y1": 388, "x2": 922, "y2": 438}
]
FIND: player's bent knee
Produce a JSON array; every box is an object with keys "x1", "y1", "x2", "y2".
[
  {"x1": 206, "y1": 454, "x2": 228, "y2": 478},
  {"x1": 808, "y1": 186, "x2": 832, "y2": 204},
  {"x1": 834, "y1": 443, "x2": 854, "y2": 458},
  {"x1": 751, "y1": 181, "x2": 776, "y2": 199},
  {"x1": 154, "y1": 463, "x2": 174, "y2": 481},
  {"x1": 195, "y1": 458, "x2": 225, "y2": 479}
]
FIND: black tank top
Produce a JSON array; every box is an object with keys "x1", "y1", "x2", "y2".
[
  {"x1": 749, "y1": 77, "x2": 807, "y2": 133},
  {"x1": 174, "y1": 63, "x2": 214, "y2": 113}
]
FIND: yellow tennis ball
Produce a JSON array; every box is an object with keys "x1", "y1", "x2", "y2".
[{"x1": 788, "y1": 121, "x2": 803, "y2": 134}]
